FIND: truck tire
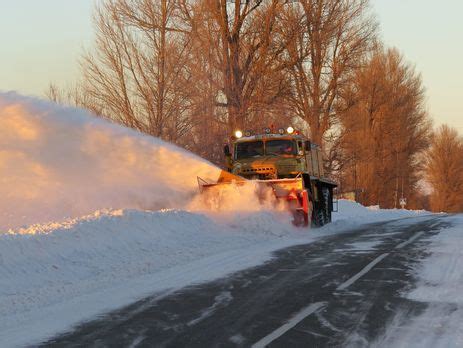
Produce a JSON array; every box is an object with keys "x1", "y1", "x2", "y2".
[
  {"x1": 312, "y1": 186, "x2": 330, "y2": 227},
  {"x1": 313, "y1": 205, "x2": 325, "y2": 227},
  {"x1": 321, "y1": 186, "x2": 331, "y2": 223}
]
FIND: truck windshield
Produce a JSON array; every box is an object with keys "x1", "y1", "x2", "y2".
[
  {"x1": 265, "y1": 139, "x2": 297, "y2": 156},
  {"x1": 235, "y1": 141, "x2": 264, "y2": 159}
]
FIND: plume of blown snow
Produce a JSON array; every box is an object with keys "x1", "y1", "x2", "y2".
[
  {"x1": 0, "y1": 92, "x2": 223, "y2": 231},
  {"x1": 188, "y1": 181, "x2": 287, "y2": 213}
]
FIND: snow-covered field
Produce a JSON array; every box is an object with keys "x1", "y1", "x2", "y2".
[
  {"x1": 0, "y1": 92, "x2": 434, "y2": 346},
  {"x1": 376, "y1": 215, "x2": 463, "y2": 347}
]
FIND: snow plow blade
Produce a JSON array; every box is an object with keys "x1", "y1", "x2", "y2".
[{"x1": 197, "y1": 171, "x2": 312, "y2": 227}]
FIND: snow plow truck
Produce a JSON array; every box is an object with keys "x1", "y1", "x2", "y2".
[{"x1": 198, "y1": 126, "x2": 337, "y2": 227}]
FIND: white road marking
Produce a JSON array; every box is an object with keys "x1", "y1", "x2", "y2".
[
  {"x1": 253, "y1": 228, "x2": 429, "y2": 345},
  {"x1": 251, "y1": 302, "x2": 326, "y2": 348},
  {"x1": 336, "y1": 253, "x2": 390, "y2": 291},
  {"x1": 395, "y1": 232, "x2": 424, "y2": 249}
]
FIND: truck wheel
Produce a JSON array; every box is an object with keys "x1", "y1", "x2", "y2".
[
  {"x1": 321, "y1": 186, "x2": 331, "y2": 223},
  {"x1": 312, "y1": 205, "x2": 325, "y2": 227},
  {"x1": 313, "y1": 186, "x2": 330, "y2": 227}
]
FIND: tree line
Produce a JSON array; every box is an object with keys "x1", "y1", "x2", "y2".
[{"x1": 46, "y1": 0, "x2": 463, "y2": 212}]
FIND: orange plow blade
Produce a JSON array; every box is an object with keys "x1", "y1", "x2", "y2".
[{"x1": 197, "y1": 172, "x2": 312, "y2": 227}]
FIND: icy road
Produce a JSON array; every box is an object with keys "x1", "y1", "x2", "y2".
[{"x1": 41, "y1": 216, "x2": 450, "y2": 347}]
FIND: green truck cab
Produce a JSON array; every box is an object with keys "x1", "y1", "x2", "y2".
[
  {"x1": 222, "y1": 127, "x2": 337, "y2": 227},
  {"x1": 227, "y1": 133, "x2": 325, "y2": 180}
]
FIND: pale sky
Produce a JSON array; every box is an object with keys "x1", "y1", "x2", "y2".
[
  {"x1": 373, "y1": 0, "x2": 463, "y2": 131},
  {"x1": 0, "y1": 0, "x2": 462, "y2": 131},
  {"x1": 0, "y1": 0, "x2": 95, "y2": 94}
]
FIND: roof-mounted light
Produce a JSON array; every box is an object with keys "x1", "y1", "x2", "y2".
[
  {"x1": 244, "y1": 130, "x2": 252, "y2": 137},
  {"x1": 264, "y1": 127, "x2": 271, "y2": 134},
  {"x1": 234, "y1": 130, "x2": 243, "y2": 138},
  {"x1": 287, "y1": 126, "x2": 294, "y2": 134},
  {"x1": 278, "y1": 128, "x2": 285, "y2": 135}
]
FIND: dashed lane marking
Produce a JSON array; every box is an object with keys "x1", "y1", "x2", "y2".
[
  {"x1": 336, "y1": 253, "x2": 390, "y2": 291},
  {"x1": 252, "y1": 228, "x2": 429, "y2": 346},
  {"x1": 395, "y1": 232, "x2": 424, "y2": 249},
  {"x1": 251, "y1": 302, "x2": 326, "y2": 348}
]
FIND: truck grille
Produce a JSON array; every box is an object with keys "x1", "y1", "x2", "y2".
[{"x1": 241, "y1": 167, "x2": 275, "y2": 174}]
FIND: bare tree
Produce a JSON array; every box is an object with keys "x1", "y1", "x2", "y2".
[
  {"x1": 337, "y1": 47, "x2": 431, "y2": 208},
  {"x1": 45, "y1": 82, "x2": 103, "y2": 115},
  {"x1": 286, "y1": 0, "x2": 377, "y2": 145},
  {"x1": 80, "y1": 0, "x2": 192, "y2": 144},
  {"x1": 183, "y1": 0, "x2": 295, "y2": 133},
  {"x1": 425, "y1": 125, "x2": 463, "y2": 212}
]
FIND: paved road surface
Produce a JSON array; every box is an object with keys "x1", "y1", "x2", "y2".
[{"x1": 40, "y1": 216, "x2": 449, "y2": 347}]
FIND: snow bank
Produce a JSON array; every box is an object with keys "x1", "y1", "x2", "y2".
[
  {"x1": 0, "y1": 209, "x2": 302, "y2": 347},
  {"x1": 330, "y1": 200, "x2": 427, "y2": 229},
  {"x1": 0, "y1": 92, "x2": 222, "y2": 231}
]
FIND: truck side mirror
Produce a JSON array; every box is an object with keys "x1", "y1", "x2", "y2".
[
  {"x1": 304, "y1": 141, "x2": 311, "y2": 151},
  {"x1": 223, "y1": 144, "x2": 231, "y2": 157}
]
